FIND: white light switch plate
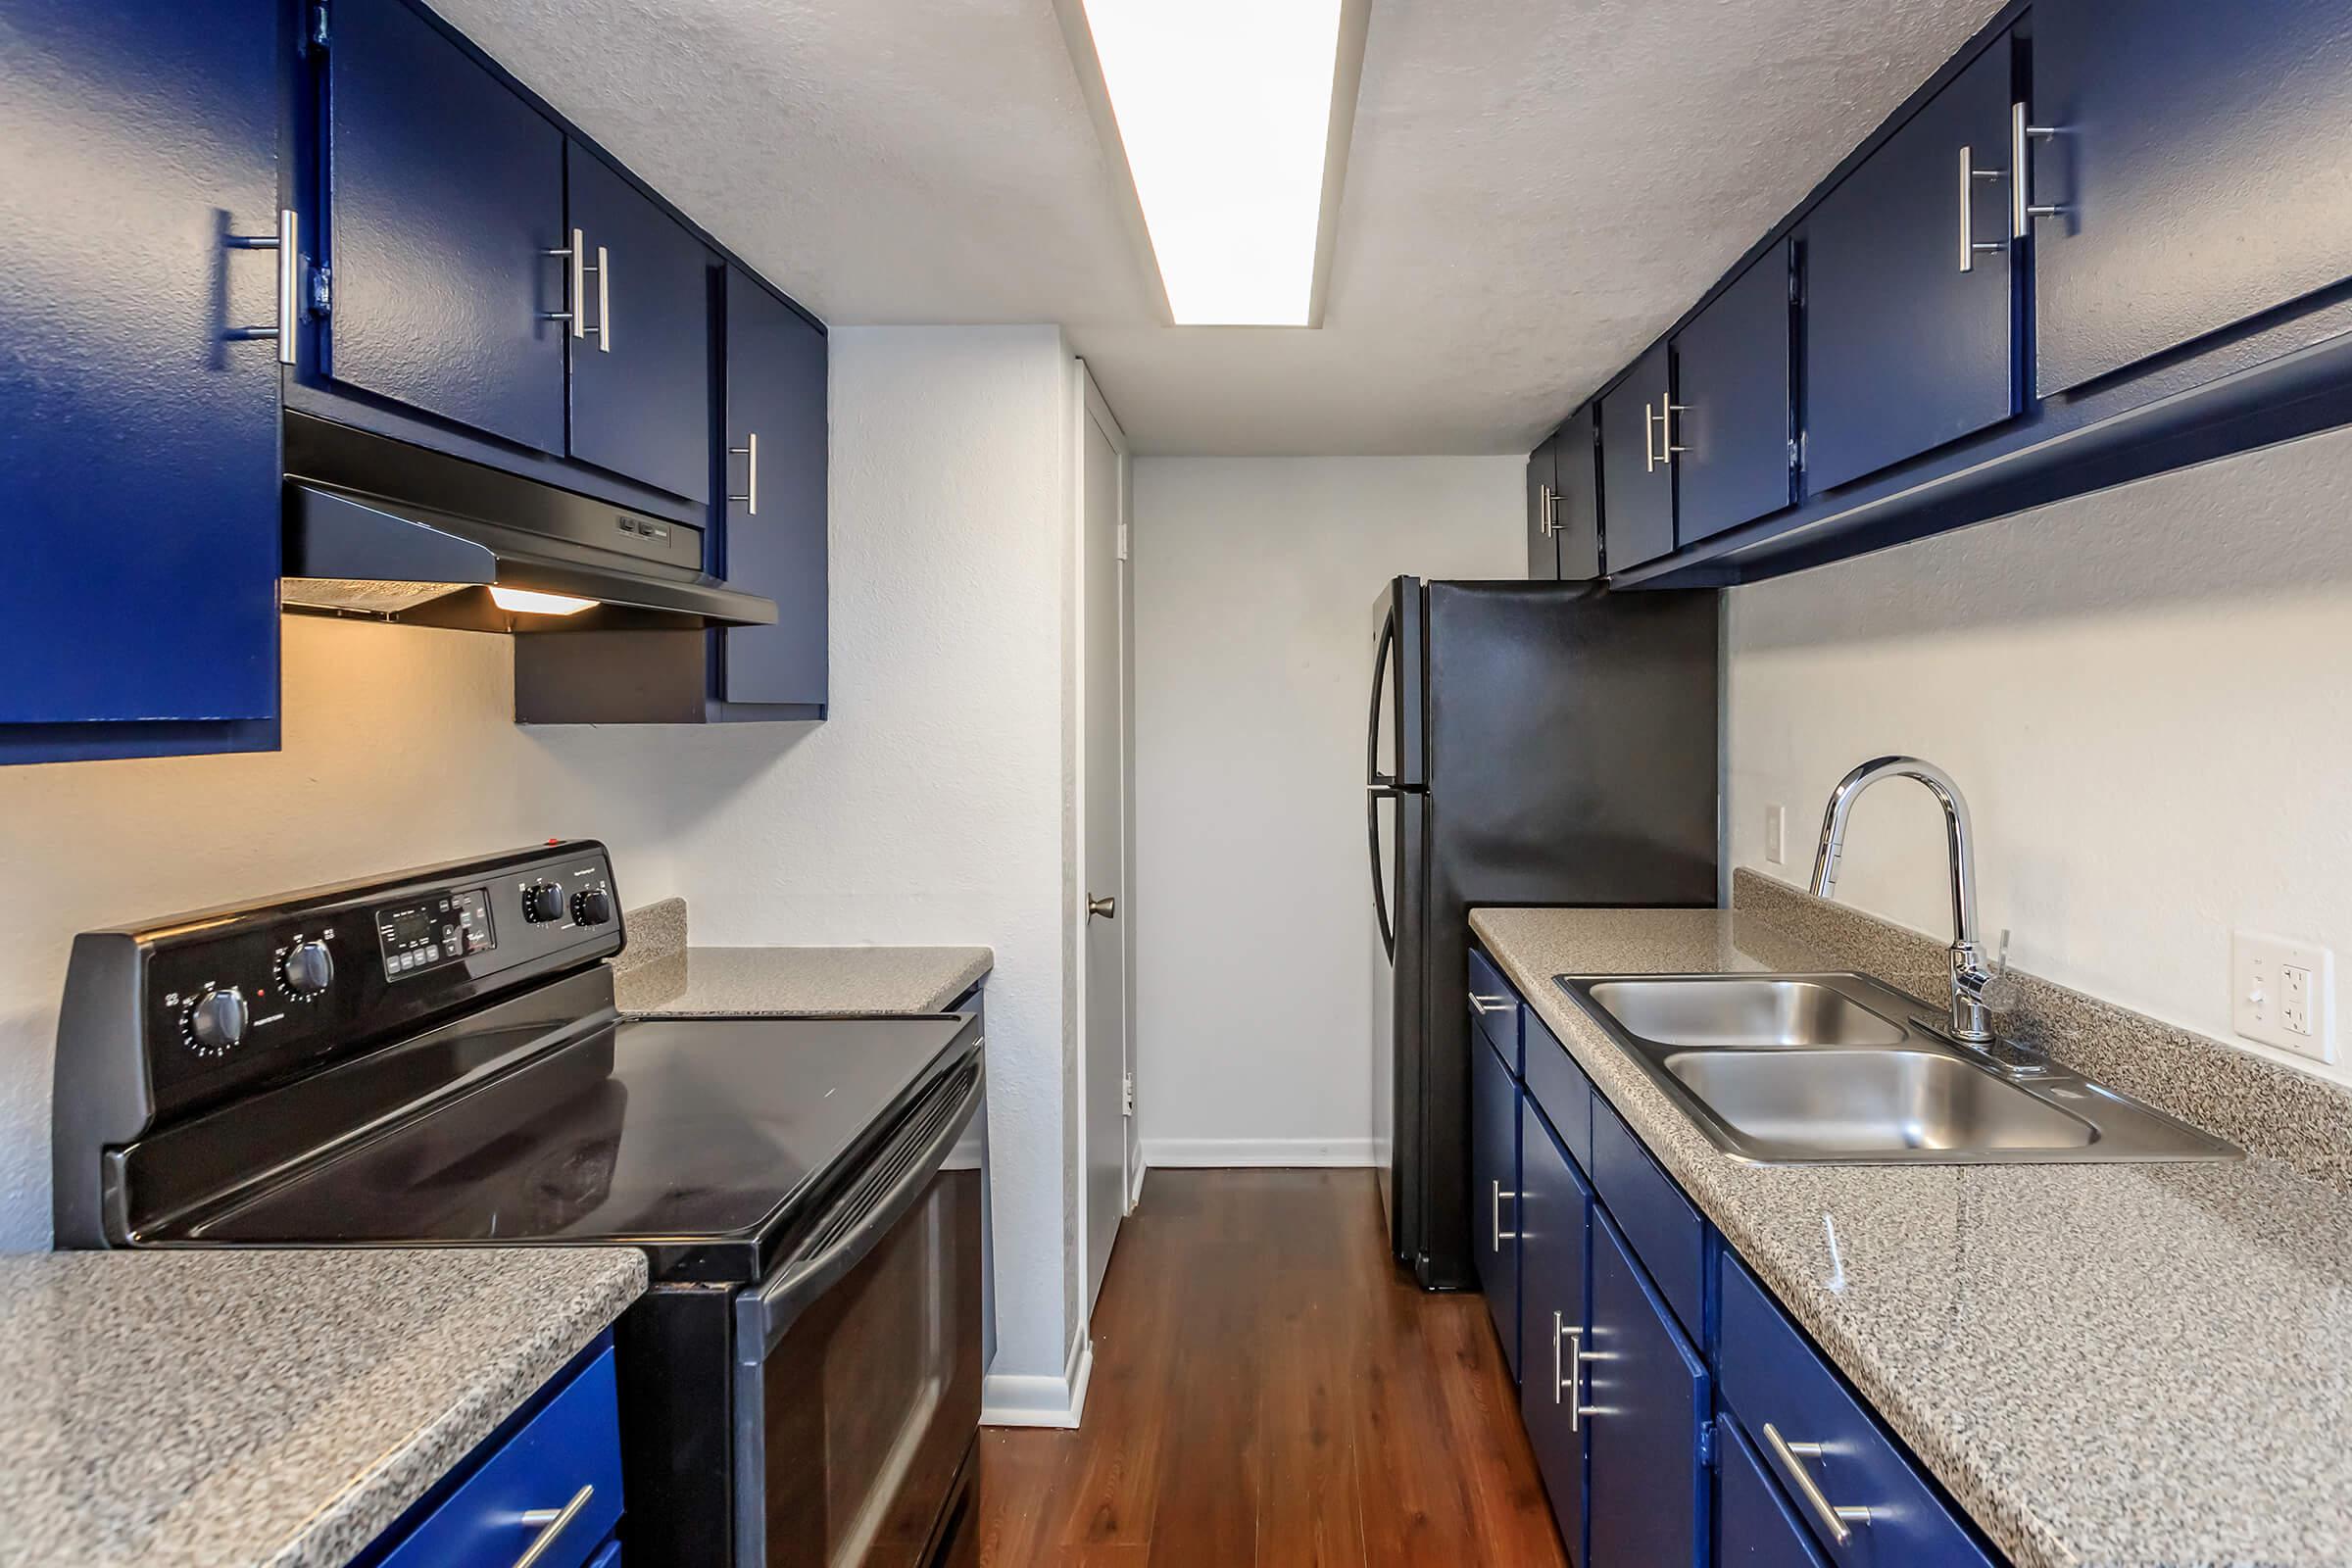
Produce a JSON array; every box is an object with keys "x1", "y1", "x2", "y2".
[
  {"x1": 2232, "y1": 931, "x2": 2335, "y2": 1062},
  {"x1": 1765, "y1": 804, "x2": 1787, "y2": 865}
]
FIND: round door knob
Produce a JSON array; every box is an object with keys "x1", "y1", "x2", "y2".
[
  {"x1": 187, "y1": 988, "x2": 249, "y2": 1054},
  {"x1": 571, "y1": 887, "x2": 613, "y2": 926},
  {"x1": 282, "y1": 940, "x2": 334, "y2": 998},
  {"x1": 1088, "y1": 895, "x2": 1117, "y2": 920},
  {"x1": 521, "y1": 881, "x2": 566, "y2": 923}
]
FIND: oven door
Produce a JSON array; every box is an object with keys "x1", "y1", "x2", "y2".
[{"x1": 734, "y1": 1052, "x2": 987, "y2": 1568}]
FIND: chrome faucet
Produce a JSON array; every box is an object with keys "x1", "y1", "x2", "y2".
[{"x1": 1808, "y1": 757, "x2": 2012, "y2": 1045}]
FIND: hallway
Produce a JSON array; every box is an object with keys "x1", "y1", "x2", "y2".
[{"x1": 953, "y1": 1168, "x2": 1568, "y2": 1567}]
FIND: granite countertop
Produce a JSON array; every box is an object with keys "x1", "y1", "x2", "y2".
[
  {"x1": 611, "y1": 898, "x2": 991, "y2": 1017},
  {"x1": 1469, "y1": 904, "x2": 2352, "y2": 1568},
  {"x1": 0, "y1": 1248, "x2": 646, "y2": 1568}
]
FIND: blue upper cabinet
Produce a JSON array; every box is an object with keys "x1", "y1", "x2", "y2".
[
  {"x1": 1586, "y1": 1208, "x2": 1709, "y2": 1568},
  {"x1": 0, "y1": 0, "x2": 282, "y2": 760},
  {"x1": 325, "y1": 0, "x2": 568, "y2": 456},
  {"x1": 565, "y1": 150, "x2": 714, "y2": 504},
  {"x1": 2030, "y1": 0, "x2": 2352, "y2": 397},
  {"x1": 718, "y1": 269, "x2": 829, "y2": 710},
  {"x1": 1525, "y1": 436, "x2": 1560, "y2": 579},
  {"x1": 1671, "y1": 242, "x2": 1794, "y2": 545},
  {"x1": 1801, "y1": 33, "x2": 2017, "y2": 494},
  {"x1": 1599, "y1": 343, "x2": 1674, "y2": 571},
  {"x1": 1553, "y1": 405, "x2": 1602, "y2": 582}
]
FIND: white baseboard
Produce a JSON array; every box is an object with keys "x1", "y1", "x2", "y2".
[
  {"x1": 1128, "y1": 1153, "x2": 1148, "y2": 1211},
  {"x1": 981, "y1": 1333, "x2": 1095, "y2": 1429},
  {"x1": 1140, "y1": 1136, "x2": 1379, "y2": 1168}
]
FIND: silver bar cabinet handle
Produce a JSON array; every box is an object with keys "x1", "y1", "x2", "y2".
[
  {"x1": 728, "y1": 430, "x2": 760, "y2": 514},
  {"x1": 542, "y1": 227, "x2": 585, "y2": 336},
  {"x1": 1958, "y1": 146, "x2": 2011, "y2": 271},
  {"x1": 1538, "y1": 483, "x2": 1559, "y2": 536},
  {"x1": 1643, "y1": 401, "x2": 1660, "y2": 472},
  {"x1": 1663, "y1": 400, "x2": 1689, "y2": 462},
  {"x1": 2011, "y1": 102, "x2": 2065, "y2": 236},
  {"x1": 1762, "y1": 1423, "x2": 1873, "y2": 1545},
  {"x1": 1468, "y1": 993, "x2": 1513, "y2": 1015},
  {"x1": 1491, "y1": 1180, "x2": 1517, "y2": 1247},
  {"x1": 512, "y1": 1483, "x2": 594, "y2": 1568},
  {"x1": 1560, "y1": 1321, "x2": 1601, "y2": 1430},
  {"x1": 225, "y1": 208, "x2": 299, "y2": 367},
  {"x1": 595, "y1": 244, "x2": 611, "y2": 352}
]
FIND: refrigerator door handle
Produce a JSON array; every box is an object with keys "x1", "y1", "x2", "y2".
[
  {"x1": 1367, "y1": 604, "x2": 1396, "y2": 789},
  {"x1": 1367, "y1": 784, "x2": 1396, "y2": 959}
]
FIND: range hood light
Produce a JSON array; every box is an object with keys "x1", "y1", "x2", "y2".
[{"x1": 488, "y1": 585, "x2": 598, "y2": 616}]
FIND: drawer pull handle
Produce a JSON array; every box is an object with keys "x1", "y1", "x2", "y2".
[
  {"x1": 1492, "y1": 1180, "x2": 1517, "y2": 1246},
  {"x1": 1762, "y1": 1423, "x2": 1873, "y2": 1545},
  {"x1": 513, "y1": 1483, "x2": 595, "y2": 1568},
  {"x1": 1558, "y1": 1318, "x2": 1602, "y2": 1430},
  {"x1": 1468, "y1": 994, "x2": 1513, "y2": 1016}
]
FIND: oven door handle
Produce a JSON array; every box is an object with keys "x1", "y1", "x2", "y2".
[{"x1": 743, "y1": 1055, "x2": 986, "y2": 1356}]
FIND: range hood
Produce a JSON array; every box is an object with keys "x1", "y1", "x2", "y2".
[{"x1": 280, "y1": 411, "x2": 777, "y2": 633}]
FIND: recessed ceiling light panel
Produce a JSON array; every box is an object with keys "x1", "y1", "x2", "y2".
[{"x1": 1072, "y1": 0, "x2": 1361, "y2": 326}]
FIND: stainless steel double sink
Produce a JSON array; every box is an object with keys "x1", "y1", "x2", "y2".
[{"x1": 1555, "y1": 972, "x2": 2236, "y2": 1164}]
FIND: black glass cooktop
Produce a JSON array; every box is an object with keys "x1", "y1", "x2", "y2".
[{"x1": 170, "y1": 1012, "x2": 978, "y2": 1283}]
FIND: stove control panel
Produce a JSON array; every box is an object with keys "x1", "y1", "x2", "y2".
[{"x1": 63, "y1": 842, "x2": 625, "y2": 1126}]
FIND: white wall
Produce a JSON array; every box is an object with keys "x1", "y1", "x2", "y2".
[
  {"x1": 644, "y1": 326, "x2": 1089, "y2": 1404},
  {"x1": 1130, "y1": 458, "x2": 1525, "y2": 1164},
  {"x1": 0, "y1": 617, "x2": 684, "y2": 1250},
  {"x1": 1729, "y1": 423, "x2": 2352, "y2": 1086}
]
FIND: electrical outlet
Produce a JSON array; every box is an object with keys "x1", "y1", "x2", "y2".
[
  {"x1": 1765, "y1": 804, "x2": 1787, "y2": 865},
  {"x1": 2232, "y1": 931, "x2": 2336, "y2": 1062}
]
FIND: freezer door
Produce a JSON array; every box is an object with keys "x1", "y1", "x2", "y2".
[{"x1": 1367, "y1": 577, "x2": 1426, "y2": 791}]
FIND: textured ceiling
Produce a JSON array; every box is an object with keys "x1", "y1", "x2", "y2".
[{"x1": 426, "y1": 0, "x2": 2008, "y2": 455}]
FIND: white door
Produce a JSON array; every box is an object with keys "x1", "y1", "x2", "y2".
[{"x1": 1078, "y1": 364, "x2": 1133, "y2": 1316}]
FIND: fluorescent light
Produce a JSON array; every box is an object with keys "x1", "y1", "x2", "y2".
[
  {"x1": 489, "y1": 585, "x2": 596, "y2": 616},
  {"x1": 1077, "y1": 0, "x2": 1347, "y2": 325}
]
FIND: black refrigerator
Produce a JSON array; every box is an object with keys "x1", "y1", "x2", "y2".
[{"x1": 1368, "y1": 577, "x2": 1720, "y2": 1290}]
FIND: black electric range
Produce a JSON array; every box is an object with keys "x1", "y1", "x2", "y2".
[{"x1": 51, "y1": 841, "x2": 990, "y2": 1568}]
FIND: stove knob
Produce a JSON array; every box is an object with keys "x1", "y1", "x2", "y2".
[
  {"x1": 521, "y1": 881, "x2": 566, "y2": 923},
  {"x1": 282, "y1": 940, "x2": 335, "y2": 999},
  {"x1": 187, "y1": 988, "x2": 249, "y2": 1054},
  {"x1": 571, "y1": 887, "x2": 613, "y2": 927}
]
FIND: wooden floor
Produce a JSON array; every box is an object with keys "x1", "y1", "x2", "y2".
[{"x1": 947, "y1": 1168, "x2": 1568, "y2": 1568}]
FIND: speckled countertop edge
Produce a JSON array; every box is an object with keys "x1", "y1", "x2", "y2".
[
  {"x1": 1469, "y1": 904, "x2": 2352, "y2": 1568},
  {"x1": 610, "y1": 898, "x2": 992, "y2": 1018},
  {"x1": 0, "y1": 1248, "x2": 646, "y2": 1568}
]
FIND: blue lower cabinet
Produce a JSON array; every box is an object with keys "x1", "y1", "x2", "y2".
[
  {"x1": 1716, "y1": 1256, "x2": 1993, "y2": 1567},
  {"x1": 1471, "y1": 1034, "x2": 1522, "y2": 1381},
  {"x1": 1716, "y1": 1413, "x2": 1831, "y2": 1568},
  {"x1": 1517, "y1": 1099, "x2": 1592, "y2": 1562},
  {"x1": 373, "y1": 1346, "x2": 624, "y2": 1568},
  {"x1": 0, "y1": 0, "x2": 283, "y2": 761},
  {"x1": 1587, "y1": 1208, "x2": 1710, "y2": 1568}
]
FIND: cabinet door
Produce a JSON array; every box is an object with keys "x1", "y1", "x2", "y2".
[
  {"x1": 1587, "y1": 1209, "x2": 1709, "y2": 1568},
  {"x1": 718, "y1": 269, "x2": 829, "y2": 709},
  {"x1": 1598, "y1": 343, "x2": 1674, "y2": 569},
  {"x1": 1553, "y1": 404, "x2": 1602, "y2": 581},
  {"x1": 1716, "y1": 1414, "x2": 1830, "y2": 1568},
  {"x1": 327, "y1": 0, "x2": 567, "y2": 455},
  {"x1": 2033, "y1": 0, "x2": 2352, "y2": 395},
  {"x1": 1525, "y1": 436, "x2": 1559, "y2": 579},
  {"x1": 567, "y1": 149, "x2": 713, "y2": 503},
  {"x1": 1673, "y1": 242, "x2": 1793, "y2": 544},
  {"x1": 0, "y1": 0, "x2": 281, "y2": 736},
  {"x1": 1471, "y1": 1037, "x2": 1522, "y2": 1381},
  {"x1": 1803, "y1": 37, "x2": 2016, "y2": 493},
  {"x1": 1517, "y1": 1102, "x2": 1591, "y2": 1562}
]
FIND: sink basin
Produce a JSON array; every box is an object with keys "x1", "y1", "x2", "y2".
[
  {"x1": 1662, "y1": 1048, "x2": 2095, "y2": 1156},
  {"x1": 1554, "y1": 969, "x2": 2238, "y2": 1166},
  {"x1": 1585, "y1": 976, "x2": 1906, "y2": 1049}
]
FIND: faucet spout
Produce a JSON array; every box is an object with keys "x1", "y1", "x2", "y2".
[{"x1": 1808, "y1": 757, "x2": 2003, "y2": 1044}]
